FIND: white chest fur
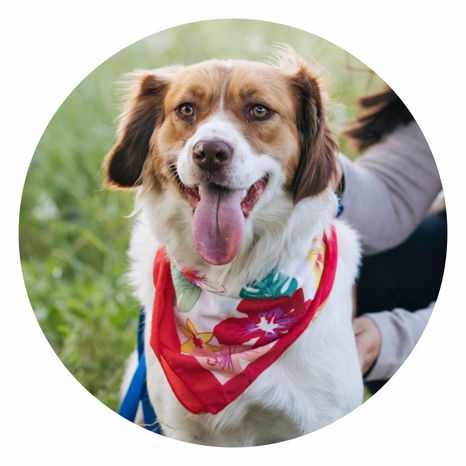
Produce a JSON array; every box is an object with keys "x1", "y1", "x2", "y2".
[{"x1": 126, "y1": 207, "x2": 363, "y2": 446}]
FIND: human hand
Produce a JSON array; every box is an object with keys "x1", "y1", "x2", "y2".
[{"x1": 353, "y1": 315, "x2": 382, "y2": 375}]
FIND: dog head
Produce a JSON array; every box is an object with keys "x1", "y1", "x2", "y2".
[{"x1": 104, "y1": 48, "x2": 338, "y2": 266}]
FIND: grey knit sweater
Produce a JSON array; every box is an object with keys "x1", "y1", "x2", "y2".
[{"x1": 338, "y1": 120, "x2": 443, "y2": 381}]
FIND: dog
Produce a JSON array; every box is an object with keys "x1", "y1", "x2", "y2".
[{"x1": 105, "y1": 47, "x2": 363, "y2": 446}]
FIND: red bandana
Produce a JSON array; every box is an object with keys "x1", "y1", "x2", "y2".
[{"x1": 150, "y1": 223, "x2": 337, "y2": 415}]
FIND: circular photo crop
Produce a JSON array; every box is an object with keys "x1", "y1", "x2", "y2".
[{"x1": 19, "y1": 19, "x2": 446, "y2": 446}]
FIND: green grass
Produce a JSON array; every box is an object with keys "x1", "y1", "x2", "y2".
[{"x1": 19, "y1": 19, "x2": 385, "y2": 411}]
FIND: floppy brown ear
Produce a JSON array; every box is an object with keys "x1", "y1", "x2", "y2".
[
  {"x1": 103, "y1": 69, "x2": 174, "y2": 189},
  {"x1": 290, "y1": 65, "x2": 338, "y2": 203}
]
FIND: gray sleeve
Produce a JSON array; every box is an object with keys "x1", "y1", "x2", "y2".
[
  {"x1": 338, "y1": 121, "x2": 442, "y2": 255},
  {"x1": 363, "y1": 302, "x2": 435, "y2": 381}
]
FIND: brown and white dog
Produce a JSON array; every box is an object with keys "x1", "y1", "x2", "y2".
[{"x1": 106, "y1": 47, "x2": 363, "y2": 446}]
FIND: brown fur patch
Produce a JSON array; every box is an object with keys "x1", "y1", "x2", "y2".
[
  {"x1": 289, "y1": 64, "x2": 338, "y2": 203},
  {"x1": 146, "y1": 61, "x2": 228, "y2": 190},
  {"x1": 222, "y1": 62, "x2": 301, "y2": 186},
  {"x1": 103, "y1": 71, "x2": 172, "y2": 189}
]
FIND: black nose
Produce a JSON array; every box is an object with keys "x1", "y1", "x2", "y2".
[{"x1": 192, "y1": 140, "x2": 233, "y2": 172}]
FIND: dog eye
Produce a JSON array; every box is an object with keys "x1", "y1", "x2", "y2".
[
  {"x1": 252, "y1": 105, "x2": 270, "y2": 119},
  {"x1": 179, "y1": 104, "x2": 194, "y2": 117}
]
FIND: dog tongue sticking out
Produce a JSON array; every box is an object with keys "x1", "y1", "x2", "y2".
[{"x1": 192, "y1": 183, "x2": 245, "y2": 266}]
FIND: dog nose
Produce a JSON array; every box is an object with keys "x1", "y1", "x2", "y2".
[{"x1": 192, "y1": 140, "x2": 233, "y2": 172}]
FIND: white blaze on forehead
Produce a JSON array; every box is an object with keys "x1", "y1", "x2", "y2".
[
  {"x1": 189, "y1": 115, "x2": 241, "y2": 147},
  {"x1": 218, "y1": 60, "x2": 233, "y2": 111}
]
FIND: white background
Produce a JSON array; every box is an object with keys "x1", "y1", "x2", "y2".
[{"x1": 1, "y1": 1, "x2": 465, "y2": 464}]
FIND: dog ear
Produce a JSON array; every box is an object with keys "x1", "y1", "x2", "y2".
[
  {"x1": 103, "y1": 68, "x2": 176, "y2": 189},
  {"x1": 290, "y1": 65, "x2": 338, "y2": 204}
]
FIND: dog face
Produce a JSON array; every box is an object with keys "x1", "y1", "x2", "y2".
[{"x1": 105, "y1": 50, "x2": 337, "y2": 266}]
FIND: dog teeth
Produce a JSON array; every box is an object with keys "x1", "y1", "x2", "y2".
[{"x1": 241, "y1": 189, "x2": 247, "y2": 198}]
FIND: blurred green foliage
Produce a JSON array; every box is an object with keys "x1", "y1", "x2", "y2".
[{"x1": 19, "y1": 20, "x2": 384, "y2": 411}]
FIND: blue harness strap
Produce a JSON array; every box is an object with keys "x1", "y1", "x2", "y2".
[
  {"x1": 118, "y1": 307, "x2": 161, "y2": 434},
  {"x1": 336, "y1": 200, "x2": 344, "y2": 219}
]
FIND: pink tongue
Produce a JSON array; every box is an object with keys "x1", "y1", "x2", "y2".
[{"x1": 192, "y1": 184, "x2": 245, "y2": 265}]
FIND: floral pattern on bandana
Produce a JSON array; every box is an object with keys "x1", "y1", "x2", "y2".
[
  {"x1": 171, "y1": 264, "x2": 202, "y2": 313},
  {"x1": 151, "y1": 223, "x2": 337, "y2": 414},
  {"x1": 239, "y1": 269, "x2": 299, "y2": 299},
  {"x1": 306, "y1": 238, "x2": 326, "y2": 289},
  {"x1": 179, "y1": 318, "x2": 221, "y2": 352},
  {"x1": 172, "y1": 261, "x2": 227, "y2": 294},
  {"x1": 214, "y1": 288, "x2": 307, "y2": 348}
]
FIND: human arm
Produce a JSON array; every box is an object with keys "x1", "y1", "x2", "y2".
[{"x1": 338, "y1": 121, "x2": 442, "y2": 255}]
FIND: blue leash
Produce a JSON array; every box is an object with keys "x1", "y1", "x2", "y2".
[{"x1": 118, "y1": 307, "x2": 161, "y2": 434}]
